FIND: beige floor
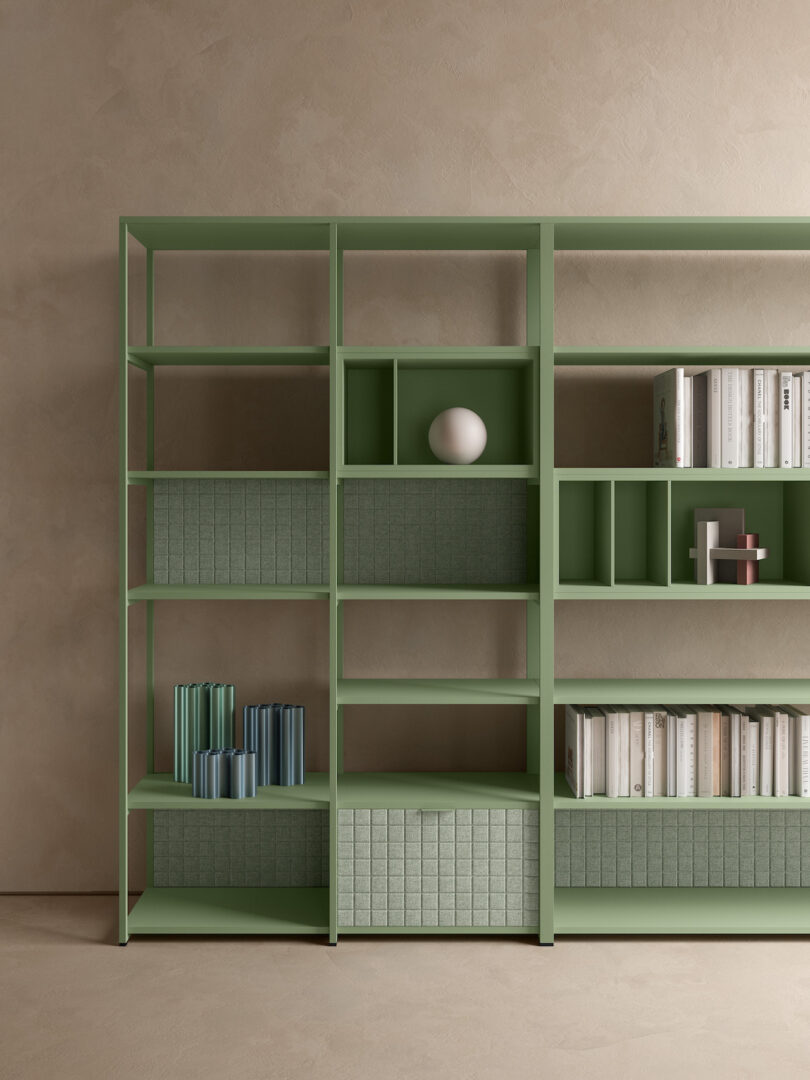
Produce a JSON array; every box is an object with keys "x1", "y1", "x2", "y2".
[{"x1": 2, "y1": 896, "x2": 809, "y2": 1080}]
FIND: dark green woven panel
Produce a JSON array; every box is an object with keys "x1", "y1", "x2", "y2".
[
  {"x1": 153, "y1": 479, "x2": 328, "y2": 585},
  {"x1": 342, "y1": 479, "x2": 527, "y2": 585},
  {"x1": 555, "y1": 809, "x2": 810, "y2": 888},
  {"x1": 153, "y1": 810, "x2": 328, "y2": 887}
]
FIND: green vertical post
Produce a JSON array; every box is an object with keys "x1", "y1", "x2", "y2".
[
  {"x1": 538, "y1": 223, "x2": 555, "y2": 944},
  {"x1": 118, "y1": 221, "x2": 129, "y2": 944},
  {"x1": 328, "y1": 224, "x2": 341, "y2": 944},
  {"x1": 525, "y1": 241, "x2": 541, "y2": 906},
  {"x1": 145, "y1": 249, "x2": 155, "y2": 887}
]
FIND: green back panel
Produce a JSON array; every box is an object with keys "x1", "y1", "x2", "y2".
[
  {"x1": 783, "y1": 482, "x2": 810, "y2": 585},
  {"x1": 670, "y1": 481, "x2": 784, "y2": 582},
  {"x1": 556, "y1": 808, "x2": 809, "y2": 888},
  {"x1": 345, "y1": 366, "x2": 394, "y2": 464},
  {"x1": 397, "y1": 367, "x2": 529, "y2": 465},
  {"x1": 342, "y1": 479, "x2": 527, "y2": 585},
  {"x1": 153, "y1": 810, "x2": 329, "y2": 887},
  {"x1": 558, "y1": 481, "x2": 611, "y2": 585}
]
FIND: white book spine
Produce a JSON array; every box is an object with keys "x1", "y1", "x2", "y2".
[
  {"x1": 697, "y1": 711, "x2": 713, "y2": 797},
  {"x1": 583, "y1": 712, "x2": 593, "y2": 797},
  {"x1": 740, "y1": 715, "x2": 750, "y2": 797},
  {"x1": 789, "y1": 713, "x2": 798, "y2": 795},
  {"x1": 739, "y1": 368, "x2": 753, "y2": 468},
  {"x1": 653, "y1": 710, "x2": 667, "y2": 796},
  {"x1": 794, "y1": 375, "x2": 802, "y2": 467},
  {"x1": 667, "y1": 714, "x2": 677, "y2": 796},
  {"x1": 749, "y1": 721, "x2": 760, "y2": 795},
  {"x1": 709, "y1": 368, "x2": 722, "y2": 468},
  {"x1": 731, "y1": 713, "x2": 741, "y2": 797},
  {"x1": 644, "y1": 711, "x2": 655, "y2": 797},
  {"x1": 683, "y1": 376, "x2": 693, "y2": 468},
  {"x1": 619, "y1": 712, "x2": 630, "y2": 796},
  {"x1": 759, "y1": 714, "x2": 774, "y2": 797},
  {"x1": 753, "y1": 369, "x2": 765, "y2": 468},
  {"x1": 591, "y1": 712, "x2": 606, "y2": 795},
  {"x1": 606, "y1": 713, "x2": 620, "y2": 798},
  {"x1": 676, "y1": 714, "x2": 697, "y2": 797},
  {"x1": 801, "y1": 715, "x2": 810, "y2": 797},
  {"x1": 722, "y1": 367, "x2": 740, "y2": 468},
  {"x1": 774, "y1": 712, "x2": 790, "y2": 798},
  {"x1": 803, "y1": 371, "x2": 810, "y2": 469},
  {"x1": 780, "y1": 370, "x2": 793, "y2": 468},
  {"x1": 765, "y1": 369, "x2": 779, "y2": 467},
  {"x1": 630, "y1": 711, "x2": 644, "y2": 797}
]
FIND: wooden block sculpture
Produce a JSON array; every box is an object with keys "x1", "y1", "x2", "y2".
[{"x1": 689, "y1": 508, "x2": 768, "y2": 585}]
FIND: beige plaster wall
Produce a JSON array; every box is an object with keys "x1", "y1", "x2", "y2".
[{"x1": 4, "y1": 0, "x2": 810, "y2": 890}]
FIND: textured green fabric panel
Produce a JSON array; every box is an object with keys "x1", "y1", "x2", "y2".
[
  {"x1": 555, "y1": 809, "x2": 810, "y2": 888},
  {"x1": 342, "y1": 479, "x2": 527, "y2": 585},
  {"x1": 153, "y1": 479, "x2": 328, "y2": 585},
  {"x1": 337, "y1": 808, "x2": 538, "y2": 927},
  {"x1": 153, "y1": 810, "x2": 329, "y2": 887}
]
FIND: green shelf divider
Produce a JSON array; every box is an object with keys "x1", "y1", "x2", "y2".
[
  {"x1": 554, "y1": 677, "x2": 810, "y2": 704},
  {"x1": 337, "y1": 678, "x2": 541, "y2": 706},
  {"x1": 129, "y1": 773, "x2": 330, "y2": 810},
  {"x1": 128, "y1": 887, "x2": 329, "y2": 935},
  {"x1": 337, "y1": 772, "x2": 540, "y2": 809}
]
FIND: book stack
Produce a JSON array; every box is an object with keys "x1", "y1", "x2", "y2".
[
  {"x1": 565, "y1": 704, "x2": 810, "y2": 798},
  {"x1": 243, "y1": 703, "x2": 306, "y2": 786},
  {"x1": 653, "y1": 368, "x2": 810, "y2": 468},
  {"x1": 173, "y1": 682, "x2": 236, "y2": 783}
]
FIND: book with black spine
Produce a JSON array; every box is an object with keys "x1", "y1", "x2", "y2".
[{"x1": 691, "y1": 372, "x2": 708, "y2": 468}]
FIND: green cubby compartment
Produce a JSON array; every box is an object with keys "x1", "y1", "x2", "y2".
[
  {"x1": 344, "y1": 360, "x2": 394, "y2": 465},
  {"x1": 396, "y1": 360, "x2": 532, "y2": 466},
  {"x1": 670, "y1": 480, "x2": 810, "y2": 587},
  {"x1": 557, "y1": 481, "x2": 613, "y2": 587},
  {"x1": 614, "y1": 481, "x2": 669, "y2": 587}
]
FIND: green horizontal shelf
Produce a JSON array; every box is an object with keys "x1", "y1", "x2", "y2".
[
  {"x1": 555, "y1": 346, "x2": 810, "y2": 366},
  {"x1": 338, "y1": 585, "x2": 538, "y2": 601},
  {"x1": 338, "y1": 772, "x2": 539, "y2": 809},
  {"x1": 555, "y1": 467, "x2": 810, "y2": 481},
  {"x1": 554, "y1": 678, "x2": 810, "y2": 704},
  {"x1": 128, "y1": 584, "x2": 329, "y2": 602},
  {"x1": 338, "y1": 678, "x2": 540, "y2": 705},
  {"x1": 340, "y1": 346, "x2": 537, "y2": 366},
  {"x1": 128, "y1": 887, "x2": 329, "y2": 935},
  {"x1": 123, "y1": 215, "x2": 810, "y2": 252},
  {"x1": 338, "y1": 925, "x2": 539, "y2": 935},
  {"x1": 553, "y1": 772, "x2": 810, "y2": 810},
  {"x1": 127, "y1": 346, "x2": 329, "y2": 366},
  {"x1": 129, "y1": 773, "x2": 329, "y2": 810},
  {"x1": 554, "y1": 887, "x2": 810, "y2": 935},
  {"x1": 556, "y1": 582, "x2": 810, "y2": 600},
  {"x1": 128, "y1": 470, "x2": 329, "y2": 483},
  {"x1": 338, "y1": 464, "x2": 535, "y2": 479}
]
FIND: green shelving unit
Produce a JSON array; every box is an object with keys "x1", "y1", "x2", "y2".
[{"x1": 120, "y1": 216, "x2": 810, "y2": 945}]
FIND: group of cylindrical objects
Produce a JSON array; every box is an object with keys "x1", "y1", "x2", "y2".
[
  {"x1": 192, "y1": 748, "x2": 257, "y2": 799},
  {"x1": 243, "y1": 704, "x2": 306, "y2": 786},
  {"x1": 173, "y1": 683, "x2": 236, "y2": 783}
]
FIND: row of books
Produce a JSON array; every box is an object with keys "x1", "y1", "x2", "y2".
[
  {"x1": 653, "y1": 368, "x2": 810, "y2": 468},
  {"x1": 565, "y1": 704, "x2": 810, "y2": 798}
]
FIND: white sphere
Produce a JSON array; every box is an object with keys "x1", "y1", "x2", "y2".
[{"x1": 428, "y1": 407, "x2": 487, "y2": 465}]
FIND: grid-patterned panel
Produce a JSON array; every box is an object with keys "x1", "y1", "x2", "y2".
[
  {"x1": 153, "y1": 479, "x2": 328, "y2": 585},
  {"x1": 342, "y1": 480, "x2": 527, "y2": 585},
  {"x1": 555, "y1": 809, "x2": 810, "y2": 888},
  {"x1": 153, "y1": 810, "x2": 328, "y2": 887},
  {"x1": 337, "y1": 808, "x2": 538, "y2": 927}
]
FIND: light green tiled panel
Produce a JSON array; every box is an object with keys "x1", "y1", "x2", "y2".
[
  {"x1": 337, "y1": 808, "x2": 539, "y2": 927},
  {"x1": 555, "y1": 809, "x2": 810, "y2": 887},
  {"x1": 153, "y1": 479, "x2": 328, "y2": 585},
  {"x1": 342, "y1": 480, "x2": 527, "y2": 585},
  {"x1": 153, "y1": 810, "x2": 329, "y2": 887}
]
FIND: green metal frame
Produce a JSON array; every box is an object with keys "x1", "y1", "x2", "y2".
[{"x1": 119, "y1": 216, "x2": 810, "y2": 945}]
